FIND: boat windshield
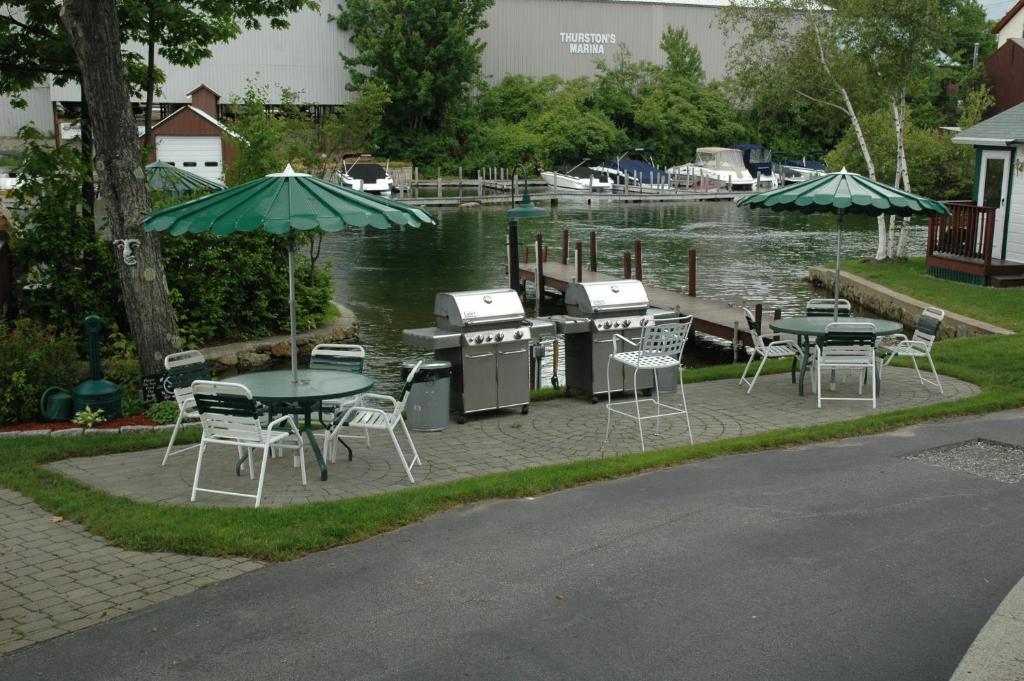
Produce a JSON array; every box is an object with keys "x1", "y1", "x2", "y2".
[
  {"x1": 748, "y1": 147, "x2": 771, "y2": 163},
  {"x1": 696, "y1": 149, "x2": 746, "y2": 173}
]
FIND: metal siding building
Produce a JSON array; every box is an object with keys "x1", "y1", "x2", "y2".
[{"x1": 20, "y1": 0, "x2": 732, "y2": 136}]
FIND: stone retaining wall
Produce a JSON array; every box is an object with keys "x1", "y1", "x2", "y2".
[
  {"x1": 200, "y1": 302, "x2": 359, "y2": 376},
  {"x1": 808, "y1": 267, "x2": 1013, "y2": 339}
]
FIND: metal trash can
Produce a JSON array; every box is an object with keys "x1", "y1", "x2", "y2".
[{"x1": 401, "y1": 360, "x2": 452, "y2": 431}]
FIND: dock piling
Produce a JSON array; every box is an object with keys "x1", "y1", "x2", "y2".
[
  {"x1": 589, "y1": 230, "x2": 597, "y2": 272},
  {"x1": 575, "y1": 241, "x2": 583, "y2": 282},
  {"x1": 688, "y1": 249, "x2": 697, "y2": 297},
  {"x1": 535, "y1": 233, "x2": 544, "y2": 316},
  {"x1": 561, "y1": 228, "x2": 569, "y2": 265},
  {"x1": 754, "y1": 303, "x2": 762, "y2": 334},
  {"x1": 634, "y1": 240, "x2": 643, "y2": 281},
  {"x1": 623, "y1": 251, "x2": 632, "y2": 279}
]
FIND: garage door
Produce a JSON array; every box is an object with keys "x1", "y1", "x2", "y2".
[{"x1": 155, "y1": 136, "x2": 223, "y2": 182}]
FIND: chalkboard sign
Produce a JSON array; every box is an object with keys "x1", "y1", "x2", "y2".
[{"x1": 141, "y1": 371, "x2": 175, "y2": 404}]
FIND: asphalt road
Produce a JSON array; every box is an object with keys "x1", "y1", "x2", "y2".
[{"x1": 5, "y1": 410, "x2": 1024, "y2": 681}]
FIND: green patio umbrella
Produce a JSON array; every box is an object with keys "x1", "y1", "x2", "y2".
[
  {"x1": 145, "y1": 161, "x2": 225, "y2": 196},
  {"x1": 145, "y1": 164, "x2": 436, "y2": 382},
  {"x1": 736, "y1": 168, "x2": 950, "y2": 319}
]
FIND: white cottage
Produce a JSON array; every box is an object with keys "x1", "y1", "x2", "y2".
[{"x1": 926, "y1": 102, "x2": 1024, "y2": 287}]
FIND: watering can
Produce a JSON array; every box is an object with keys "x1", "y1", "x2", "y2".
[{"x1": 39, "y1": 387, "x2": 73, "y2": 422}]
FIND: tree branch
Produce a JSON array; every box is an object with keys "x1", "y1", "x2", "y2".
[{"x1": 793, "y1": 89, "x2": 847, "y2": 113}]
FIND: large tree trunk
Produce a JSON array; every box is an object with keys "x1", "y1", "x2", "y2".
[{"x1": 61, "y1": 0, "x2": 181, "y2": 376}]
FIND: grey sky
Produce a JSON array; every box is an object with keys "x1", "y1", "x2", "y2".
[{"x1": 980, "y1": 0, "x2": 1019, "y2": 20}]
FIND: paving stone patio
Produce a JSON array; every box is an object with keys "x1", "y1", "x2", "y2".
[
  {"x1": 50, "y1": 368, "x2": 978, "y2": 508},
  {"x1": 0, "y1": 488, "x2": 263, "y2": 656}
]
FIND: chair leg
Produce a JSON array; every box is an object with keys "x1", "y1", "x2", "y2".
[
  {"x1": 399, "y1": 419, "x2": 421, "y2": 466},
  {"x1": 653, "y1": 367, "x2": 661, "y2": 434},
  {"x1": 604, "y1": 357, "x2": 614, "y2": 443},
  {"x1": 739, "y1": 350, "x2": 755, "y2": 386},
  {"x1": 190, "y1": 441, "x2": 207, "y2": 502},
  {"x1": 162, "y1": 409, "x2": 185, "y2": 466},
  {"x1": 927, "y1": 354, "x2": 943, "y2": 394},
  {"x1": 633, "y1": 366, "x2": 645, "y2": 452},
  {"x1": 871, "y1": 361, "x2": 877, "y2": 409},
  {"x1": 294, "y1": 425, "x2": 307, "y2": 486},
  {"x1": 254, "y1": 444, "x2": 270, "y2": 508},
  {"x1": 389, "y1": 427, "x2": 415, "y2": 483},
  {"x1": 679, "y1": 373, "x2": 693, "y2": 445},
  {"x1": 816, "y1": 361, "x2": 823, "y2": 409},
  {"x1": 911, "y1": 355, "x2": 924, "y2": 385},
  {"x1": 746, "y1": 353, "x2": 768, "y2": 395}
]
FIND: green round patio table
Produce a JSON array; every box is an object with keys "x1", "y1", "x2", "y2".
[
  {"x1": 769, "y1": 316, "x2": 903, "y2": 397},
  {"x1": 231, "y1": 369, "x2": 374, "y2": 481}
]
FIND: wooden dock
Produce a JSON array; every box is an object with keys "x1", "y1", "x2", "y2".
[
  {"x1": 397, "y1": 190, "x2": 745, "y2": 208},
  {"x1": 516, "y1": 229, "x2": 767, "y2": 349}
]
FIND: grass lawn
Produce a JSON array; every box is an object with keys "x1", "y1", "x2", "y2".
[{"x1": 1, "y1": 261, "x2": 1023, "y2": 561}]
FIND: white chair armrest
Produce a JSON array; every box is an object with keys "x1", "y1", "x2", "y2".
[
  {"x1": 612, "y1": 334, "x2": 638, "y2": 353},
  {"x1": 767, "y1": 339, "x2": 802, "y2": 353},
  {"x1": 357, "y1": 393, "x2": 399, "y2": 409},
  {"x1": 266, "y1": 414, "x2": 297, "y2": 433}
]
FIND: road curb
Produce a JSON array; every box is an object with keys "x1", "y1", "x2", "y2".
[{"x1": 950, "y1": 574, "x2": 1024, "y2": 680}]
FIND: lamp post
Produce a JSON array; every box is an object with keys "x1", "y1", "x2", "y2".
[{"x1": 506, "y1": 164, "x2": 548, "y2": 294}]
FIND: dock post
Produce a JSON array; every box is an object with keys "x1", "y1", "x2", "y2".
[
  {"x1": 732, "y1": 322, "x2": 740, "y2": 363},
  {"x1": 458, "y1": 167, "x2": 463, "y2": 199},
  {"x1": 634, "y1": 240, "x2": 642, "y2": 281},
  {"x1": 561, "y1": 228, "x2": 569, "y2": 265},
  {"x1": 508, "y1": 220, "x2": 521, "y2": 292},
  {"x1": 512, "y1": 171, "x2": 518, "y2": 201},
  {"x1": 437, "y1": 167, "x2": 441, "y2": 196},
  {"x1": 543, "y1": 245, "x2": 549, "y2": 262},
  {"x1": 688, "y1": 249, "x2": 696, "y2": 297},
  {"x1": 524, "y1": 246, "x2": 529, "y2": 264},
  {"x1": 535, "y1": 233, "x2": 544, "y2": 316},
  {"x1": 477, "y1": 169, "x2": 483, "y2": 195},
  {"x1": 755, "y1": 303, "x2": 762, "y2": 333},
  {"x1": 575, "y1": 241, "x2": 583, "y2": 282},
  {"x1": 728, "y1": 177, "x2": 732, "y2": 192},
  {"x1": 623, "y1": 251, "x2": 632, "y2": 279},
  {"x1": 774, "y1": 307, "x2": 781, "y2": 320},
  {"x1": 589, "y1": 230, "x2": 597, "y2": 272}
]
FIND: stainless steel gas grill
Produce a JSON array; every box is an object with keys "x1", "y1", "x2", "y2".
[
  {"x1": 404, "y1": 288, "x2": 535, "y2": 422},
  {"x1": 558, "y1": 280, "x2": 675, "y2": 401}
]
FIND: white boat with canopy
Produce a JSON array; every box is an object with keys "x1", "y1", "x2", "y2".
[{"x1": 669, "y1": 147, "x2": 756, "y2": 190}]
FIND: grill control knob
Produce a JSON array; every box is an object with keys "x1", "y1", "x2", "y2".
[
  {"x1": 486, "y1": 334, "x2": 493, "y2": 342},
  {"x1": 613, "y1": 321, "x2": 620, "y2": 328},
  {"x1": 603, "y1": 321, "x2": 612, "y2": 329},
  {"x1": 475, "y1": 334, "x2": 484, "y2": 343},
  {"x1": 622, "y1": 319, "x2": 631, "y2": 327},
  {"x1": 495, "y1": 332, "x2": 504, "y2": 341},
  {"x1": 513, "y1": 330, "x2": 523, "y2": 339}
]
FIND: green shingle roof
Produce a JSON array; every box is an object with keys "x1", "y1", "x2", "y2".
[{"x1": 953, "y1": 102, "x2": 1024, "y2": 146}]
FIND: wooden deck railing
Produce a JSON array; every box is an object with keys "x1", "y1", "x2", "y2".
[{"x1": 927, "y1": 201, "x2": 995, "y2": 269}]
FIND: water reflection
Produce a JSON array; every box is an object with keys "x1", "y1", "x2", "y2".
[{"x1": 322, "y1": 199, "x2": 926, "y2": 392}]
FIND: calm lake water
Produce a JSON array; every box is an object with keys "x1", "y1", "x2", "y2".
[{"x1": 321, "y1": 198, "x2": 927, "y2": 392}]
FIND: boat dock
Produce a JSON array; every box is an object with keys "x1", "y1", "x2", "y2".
[
  {"x1": 516, "y1": 229, "x2": 771, "y2": 350},
  {"x1": 397, "y1": 190, "x2": 745, "y2": 208}
]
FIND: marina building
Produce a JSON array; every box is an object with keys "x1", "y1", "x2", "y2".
[{"x1": 0, "y1": 0, "x2": 735, "y2": 141}]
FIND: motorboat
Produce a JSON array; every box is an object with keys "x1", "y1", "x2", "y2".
[
  {"x1": 592, "y1": 150, "x2": 672, "y2": 191},
  {"x1": 781, "y1": 157, "x2": 828, "y2": 184},
  {"x1": 0, "y1": 170, "x2": 19, "y2": 193},
  {"x1": 668, "y1": 147, "x2": 755, "y2": 190},
  {"x1": 336, "y1": 154, "x2": 394, "y2": 194},
  {"x1": 540, "y1": 160, "x2": 613, "y2": 192},
  {"x1": 731, "y1": 144, "x2": 778, "y2": 188}
]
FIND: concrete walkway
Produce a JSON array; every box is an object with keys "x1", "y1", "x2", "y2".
[
  {"x1": 49, "y1": 368, "x2": 977, "y2": 507},
  {"x1": 951, "y1": 575, "x2": 1024, "y2": 680},
  {"x1": 0, "y1": 489, "x2": 262, "y2": 655},
  {"x1": 2, "y1": 409, "x2": 1023, "y2": 679}
]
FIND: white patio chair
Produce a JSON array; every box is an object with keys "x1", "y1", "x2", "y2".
[
  {"x1": 605, "y1": 317, "x2": 693, "y2": 451},
  {"x1": 805, "y1": 298, "x2": 852, "y2": 318},
  {"x1": 190, "y1": 380, "x2": 306, "y2": 508},
  {"x1": 815, "y1": 322, "x2": 878, "y2": 409},
  {"x1": 879, "y1": 307, "x2": 944, "y2": 394},
  {"x1": 309, "y1": 343, "x2": 369, "y2": 462},
  {"x1": 161, "y1": 350, "x2": 211, "y2": 466},
  {"x1": 738, "y1": 307, "x2": 803, "y2": 395},
  {"x1": 328, "y1": 360, "x2": 423, "y2": 483}
]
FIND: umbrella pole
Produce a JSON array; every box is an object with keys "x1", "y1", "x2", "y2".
[
  {"x1": 834, "y1": 210, "x2": 844, "y2": 322},
  {"x1": 287, "y1": 233, "x2": 299, "y2": 383}
]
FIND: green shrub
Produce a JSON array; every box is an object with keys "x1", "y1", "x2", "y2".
[
  {"x1": 72, "y1": 406, "x2": 106, "y2": 429},
  {"x1": 146, "y1": 400, "x2": 181, "y2": 425},
  {"x1": 0, "y1": 320, "x2": 81, "y2": 425}
]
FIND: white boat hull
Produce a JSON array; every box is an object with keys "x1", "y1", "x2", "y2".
[
  {"x1": 782, "y1": 166, "x2": 826, "y2": 184},
  {"x1": 541, "y1": 171, "x2": 613, "y2": 192},
  {"x1": 668, "y1": 164, "x2": 755, "y2": 190},
  {"x1": 340, "y1": 176, "x2": 394, "y2": 194}
]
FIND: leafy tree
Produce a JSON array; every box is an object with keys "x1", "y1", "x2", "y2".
[
  {"x1": 660, "y1": 26, "x2": 703, "y2": 82},
  {"x1": 9, "y1": 128, "x2": 121, "y2": 329},
  {"x1": 334, "y1": 0, "x2": 493, "y2": 133}
]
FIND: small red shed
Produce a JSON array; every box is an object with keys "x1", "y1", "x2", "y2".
[{"x1": 144, "y1": 85, "x2": 237, "y2": 183}]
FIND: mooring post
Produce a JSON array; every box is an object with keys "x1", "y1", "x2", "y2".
[
  {"x1": 458, "y1": 167, "x2": 463, "y2": 198},
  {"x1": 523, "y1": 246, "x2": 529, "y2": 264},
  {"x1": 561, "y1": 228, "x2": 569, "y2": 265},
  {"x1": 688, "y1": 248, "x2": 697, "y2": 297},
  {"x1": 543, "y1": 245, "x2": 549, "y2": 262},
  {"x1": 755, "y1": 303, "x2": 763, "y2": 333},
  {"x1": 634, "y1": 240, "x2": 643, "y2": 281},
  {"x1": 589, "y1": 230, "x2": 597, "y2": 272},
  {"x1": 774, "y1": 307, "x2": 781, "y2": 320},
  {"x1": 623, "y1": 251, "x2": 632, "y2": 279},
  {"x1": 436, "y1": 167, "x2": 441, "y2": 196},
  {"x1": 575, "y1": 241, "x2": 583, "y2": 282},
  {"x1": 732, "y1": 321, "x2": 740, "y2": 363},
  {"x1": 477, "y1": 169, "x2": 483, "y2": 195},
  {"x1": 535, "y1": 233, "x2": 544, "y2": 316}
]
